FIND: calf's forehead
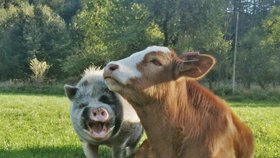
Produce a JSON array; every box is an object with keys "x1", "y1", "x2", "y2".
[{"x1": 113, "y1": 46, "x2": 170, "y2": 66}]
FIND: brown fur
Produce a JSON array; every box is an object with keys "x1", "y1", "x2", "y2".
[
  {"x1": 134, "y1": 52, "x2": 253, "y2": 158},
  {"x1": 132, "y1": 79, "x2": 254, "y2": 158}
]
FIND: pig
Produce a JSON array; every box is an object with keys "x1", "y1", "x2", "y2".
[{"x1": 64, "y1": 66, "x2": 143, "y2": 158}]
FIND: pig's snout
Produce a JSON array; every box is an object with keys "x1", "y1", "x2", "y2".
[{"x1": 90, "y1": 107, "x2": 109, "y2": 122}]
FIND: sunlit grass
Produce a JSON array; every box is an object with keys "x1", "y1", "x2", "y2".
[
  {"x1": 231, "y1": 102, "x2": 280, "y2": 158},
  {"x1": 0, "y1": 93, "x2": 84, "y2": 157},
  {"x1": 0, "y1": 93, "x2": 279, "y2": 158}
]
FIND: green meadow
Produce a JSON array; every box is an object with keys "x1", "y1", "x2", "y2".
[{"x1": 0, "y1": 93, "x2": 279, "y2": 158}]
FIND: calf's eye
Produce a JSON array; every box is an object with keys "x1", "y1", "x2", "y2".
[{"x1": 150, "y1": 59, "x2": 162, "y2": 66}]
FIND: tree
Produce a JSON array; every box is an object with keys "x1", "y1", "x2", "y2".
[
  {"x1": 0, "y1": 0, "x2": 26, "y2": 8},
  {"x1": 62, "y1": 0, "x2": 163, "y2": 75},
  {"x1": 30, "y1": 0, "x2": 82, "y2": 25},
  {"x1": 0, "y1": 3, "x2": 73, "y2": 80},
  {"x1": 237, "y1": 27, "x2": 266, "y2": 89},
  {"x1": 236, "y1": 6, "x2": 280, "y2": 89},
  {"x1": 222, "y1": 0, "x2": 280, "y2": 89},
  {"x1": 23, "y1": 5, "x2": 73, "y2": 78},
  {"x1": 0, "y1": 4, "x2": 26, "y2": 80},
  {"x1": 262, "y1": 6, "x2": 280, "y2": 86}
]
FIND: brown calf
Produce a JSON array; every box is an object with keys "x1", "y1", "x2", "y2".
[{"x1": 103, "y1": 46, "x2": 254, "y2": 158}]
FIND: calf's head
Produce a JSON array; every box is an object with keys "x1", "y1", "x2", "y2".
[{"x1": 103, "y1": 46, "x2": 215, "y2": 101}]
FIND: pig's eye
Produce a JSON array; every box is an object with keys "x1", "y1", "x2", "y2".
[
  {"x1": 150, "y1": 59, "x2": 162, "y2": 66},
  {"x1": 99, "y1": 95, "x2": 111, "y2": 104},
  {"x1": 79, "y1": 103, "x2": 87, "y2": 109}
]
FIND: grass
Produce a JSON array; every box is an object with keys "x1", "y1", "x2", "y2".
[
  {"x1": 231, "y1": 102, "x2": 280, "y2": 158},
  {"x1": 0, "y1": 93, "x2": 279, "y2": 158}
]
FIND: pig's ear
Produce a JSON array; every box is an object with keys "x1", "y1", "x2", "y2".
[
  {"x1": 64, "y1": 84, "x2": 78, "y2": 100},
  {"x1": 175, "y1": 53, "x2": 216, "y2": 80}
]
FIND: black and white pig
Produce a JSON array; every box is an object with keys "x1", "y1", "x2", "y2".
[{"x1": 64, "y1": 67, "x2": 143, "y2": 158}]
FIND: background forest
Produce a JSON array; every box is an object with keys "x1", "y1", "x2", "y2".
[{"x1": 0, "y1": 0, "x2": 280, "y2": 97}]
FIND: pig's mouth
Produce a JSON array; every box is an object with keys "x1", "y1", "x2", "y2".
[{"x1": 84, "y1": 120, "x2": 114, "y2": 140}]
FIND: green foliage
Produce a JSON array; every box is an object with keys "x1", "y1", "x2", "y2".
[
  {"x1": 0, "y1": 80, "x2": 65, "y2": 95},
  {"x1": 236, "y1": 6, "x2": 280, "y2": 89},
  {"x1": 23, "y1": 5, "x2": 73, "y2": 78},
  {"x1": 0, "y1": 0, "x2": 26, "y2": 8},
  {"x1": 238, "y1": 27, "x2": 266, "y2": 88},
  {"x1": 33, "y1": 0, "x2": 82, "y2": 24},
  {"x1": 262, "y1": 6, "x2": 280, "y2": 84},
  {"x1": 216, "y1": 87, "x2": 280, "y2": 102},
  {"x1": 263, "y1": 6, "x2": 280, "y2": 46},
  {"x1": 0, "y1": 4, "x2": 26, "y2": 80},
  {"x1": 138, "y1": 0, "x2": 230, "y2": 52},
  {"x1": 0, "y1": 3, "x2": 74, "y2": 80},
  {"x1": 0, "y1": 0, "x2": 280, "y2": 90},
  {"x1": 63, "y1": 0, "x2": 231, "y2": 76},
  {"x1": 62, "y1": 0, "x2": 164, "y2": 75}
]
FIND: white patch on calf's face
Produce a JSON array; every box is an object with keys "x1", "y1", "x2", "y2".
[
  {"x1": 106, "y1": 46, "x2": 170, "y2": 85},
  {"x1": 144, "y1": 46, "x2": 170, "y2": 54}
]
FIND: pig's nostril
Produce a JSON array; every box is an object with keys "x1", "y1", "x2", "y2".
[
  {"x1": 101, "y1": 111, "x2": 105, "y2": 116},
  {"x1": 91, "y1": 108, "x2": 108, "y2": 121},
  {"x1": 108, "y1": 64, "x2": 119, "y2": 71},
  {"x1": 93, "y1": 112, "x2": 97, "y2": 116}
]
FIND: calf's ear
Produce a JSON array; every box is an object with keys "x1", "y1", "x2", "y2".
[
  {"x1": 64, "y1": 84, "x2": 78, "y2": 100},
  {"x1": 175, "y1": 53, "x2": 216, "y2": 80}
]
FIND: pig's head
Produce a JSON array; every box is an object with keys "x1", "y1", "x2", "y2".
[
  {"x1": 64, "y1": 67, "x2": 122, "y2": 142},
  {"x1": 103, "y1": 46, "x2": 215, "y2": 103}
]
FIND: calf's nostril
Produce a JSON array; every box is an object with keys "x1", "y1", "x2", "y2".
[{"x1": 108, "y1": 64, "x2": 119, "y2": 71}]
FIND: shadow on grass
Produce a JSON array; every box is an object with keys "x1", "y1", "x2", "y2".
[
  {"x1": 0, "y1": 145, "x2": 111, "y2": 158},
  {"x1": 0, "y1": 91, "x2": 65, "y2": 97}
]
